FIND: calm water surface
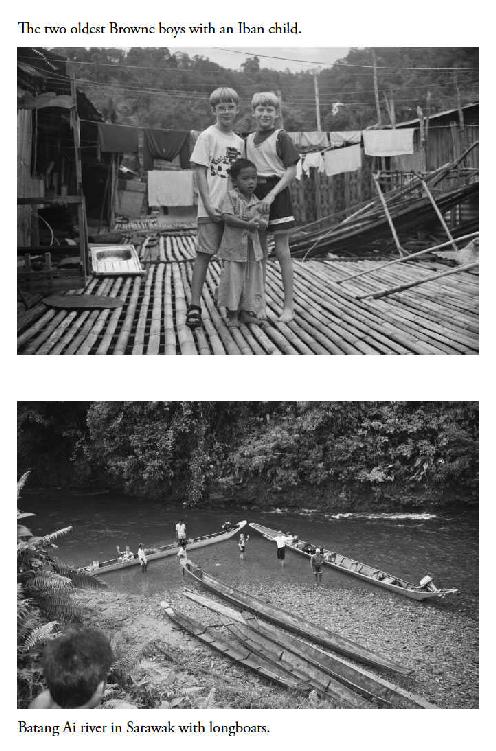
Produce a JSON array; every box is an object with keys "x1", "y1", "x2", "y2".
[{"x1": 24, "y1": 490, "x2": 478, "y2": 612}]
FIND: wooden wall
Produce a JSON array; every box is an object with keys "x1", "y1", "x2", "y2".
[{"x1": 17, "y1": 109, "x2": 44, "y2": 245}]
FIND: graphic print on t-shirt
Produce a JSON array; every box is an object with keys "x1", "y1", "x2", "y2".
[{"x1": 210, "y1": 146, "x2": 241, "y2": 178}]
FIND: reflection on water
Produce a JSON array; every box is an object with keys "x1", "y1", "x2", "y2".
[{"x1": 25, "y1": 490, "x2": 478, "y2": 611}]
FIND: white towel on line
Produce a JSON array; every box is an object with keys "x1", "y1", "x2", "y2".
[
  {"x1": 302, "y1": 151, "x2": 325, "y2": 175},
  {"x1": 323, "y1": 144, "x2": 362, "y2": 176},
  {"x1": 363, "y1": 129, "x2": 415, "y2": 157},
  {"x1": 328, "y1": 130, "x2": 362, "y2": 148},
  {"x1": 147, "y1": 170, "x2": 195, "y2": 206}
]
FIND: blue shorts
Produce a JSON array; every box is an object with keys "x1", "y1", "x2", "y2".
[{"x1": 196, "y1": 218, "x2": 224, "y2": 256}]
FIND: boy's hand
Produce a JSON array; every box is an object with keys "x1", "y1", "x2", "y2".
[
  {"x1": 260, "y1": 193, "x2": 276, "y2": 212},
  {"x1": 205, "y1": 203, "x2": 222, "y2": 221}
]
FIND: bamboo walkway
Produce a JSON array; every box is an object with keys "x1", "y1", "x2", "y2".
[{"x1": 17, "y1": 234, "x2": 478, "y2": 355}]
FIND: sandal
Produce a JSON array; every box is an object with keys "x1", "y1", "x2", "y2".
[{"x1": 186, "y1": 304, "x2": 202, "y2": 329}]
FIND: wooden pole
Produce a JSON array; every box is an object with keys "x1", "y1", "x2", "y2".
[
  {"x1": 372, "y1": 173, "x2": 405, "y2": 256},
  {"x1": 454, "y1": 69, "x2": 466, "y2": 151},
  {"x1": 418, "y1": 176, "x2": 459, "y2": 252},
  {"x1": 69, "y1": 67, "x2": 88, "y2": 279},
  {"x1": 276, "y1": 89, "x2": 284, "y2": 129},
  {"x1": 356, "y1": 261, "x2": 478, "y2": 300},
  {"x1": 417, "y1": 106, "x2": 426, "y2": 172},
  {"x1": 335, "y1": 231, "x2": 478, "y2": 284},
  {"x1": 313, "y1": 74, "x2": 322, "y2": 131},
  {"x1": 372, "y1": 51, "x2": 382, "y2": 126}
]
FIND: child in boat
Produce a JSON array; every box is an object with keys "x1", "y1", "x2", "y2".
[
  {"x1": 418, "y1": 574, "x2": 439, "y2": 592},
  {"x1": 310, "y1": 548, "x2": 324, "y2": 585},
  {"x1": 217, "y1": 158, "x2": 269, "y2": 327},
  {"x1": 177, "y1": 545, "x2": 188, "y2": 577},
  {"x1": 186, "y1": 87, "x2": 244, "y2": 329},
  {"x1": 137, "y1": 543, "x2": 148, "y2": 572},
  {"x1": 29, "y1": 628, "x2": 113, "y2": 709},
  {"x1": 245, "y1": 91, "x2": 300, "y2": 322},
  {"x1": 238, "y1": 531, "x2": 249, "y2": 560},
  {"x1": 116, "y1": 545, "x2": 134, "y2": 561}
]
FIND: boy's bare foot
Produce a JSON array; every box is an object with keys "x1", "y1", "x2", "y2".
[
  {"x1": 278, "y1": 308, "x2": 295, "y2": 323},
  {"x1": 227, "y1": 313, "x2": 240, "y2": 328}
]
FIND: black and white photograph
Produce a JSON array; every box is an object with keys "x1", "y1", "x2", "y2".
[
  {"x1": 17, "y1": 46, "x2": 478, "y2": 355},
  {"x1": 17, "y1": 401, "x2": 478, "y2": 710}
]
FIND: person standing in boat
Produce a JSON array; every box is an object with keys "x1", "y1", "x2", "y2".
[
  {"x1": 274, "y1": 531, "x2": 293, "y2": 568},
  {"x1": 238, "y1": 531, "x2": 249, "y2": 560},
  {"x1": 175, "y1": 519, "x2": 187, "y2": 547},
  {"x1": 310, "y1": 547, "x2": 324, "y2": 586},
  {"x1": 137, "y1": 543, "x2": 148, "y2": 572}
]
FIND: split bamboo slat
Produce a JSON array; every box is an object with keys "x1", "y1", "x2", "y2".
[
  {"x1": 17, "y1": 233, "x2": 478, "y2": 355},
  {"x1": 96, "y1": 277, "x2": 133, "y2": 355}
]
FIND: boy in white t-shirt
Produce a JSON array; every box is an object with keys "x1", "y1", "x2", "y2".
[{"x1": 186, "y1": 88, "x2": 244, "y2": 329}]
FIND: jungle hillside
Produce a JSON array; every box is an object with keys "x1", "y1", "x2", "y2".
[{"x1": 17, "y1": 402, "x2": 478, "y2": 512}]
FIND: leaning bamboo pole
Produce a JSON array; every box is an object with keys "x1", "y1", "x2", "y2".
[
  {"x1": 356, "y1": 262, "x2": 479, "y2": 300},
  {"x1": 336, "y1": 231, "x2": 478, "y2": 284}
]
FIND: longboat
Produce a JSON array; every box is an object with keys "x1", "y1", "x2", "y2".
[
  {"x1": 249, "y1": 522, "x2": 458, "y2": 601},
  {"x1": 81, "y1": 520, "x2": 246, "y2": 576},
  {"x1": 183, "y1": 560, "x2": 409, "y2": 675},
  {"x1": 160, "y1": 601, "x2": 303, "y2": 693},
  {"x1": 183, "y1": 590, "x2": 435, "y2": 709}
]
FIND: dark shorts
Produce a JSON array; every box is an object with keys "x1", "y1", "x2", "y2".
[
  {"x1": 312, "y1": 565, "x2": 322, "y2": 573},
  {"x1": 255, "y1": 177, "x2": 295, "y2": 232},
  {"x1": 276, "y1": 547, "x2": 286, "y2": 560}
]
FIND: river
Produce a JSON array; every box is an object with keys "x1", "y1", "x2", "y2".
[{"x1": 23, "y1": 489, "x2": 478, "y2": 613}]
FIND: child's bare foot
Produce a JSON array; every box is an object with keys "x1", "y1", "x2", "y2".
[
  {"x1": 239, "y1": 311, "x2": 269, "y2": 327},
  {"x1": 278, "y1": 307, "x2": 295, "y2": 323},
  {"x1": 227, "y1": 312, "x2": 240, "y2": 328}
]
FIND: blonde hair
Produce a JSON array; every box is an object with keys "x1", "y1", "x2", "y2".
[
  {"x1": 209, "y1": 87, "x2": 239, "y2": 107},
  {"x1": 251, "y1": 91, "x2": 280, "y2": 110}
]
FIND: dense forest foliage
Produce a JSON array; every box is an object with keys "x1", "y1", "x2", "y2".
[
  {"x1": 18, "y1": 402, "x2": 478, "y2": 510},
  {"x1": 50, "y1": 47, "x2": 479, "y2": 132}
]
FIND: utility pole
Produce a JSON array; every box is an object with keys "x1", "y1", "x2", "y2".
[
  {"x1": 313, "y1": 73, "x2": 322, "y2": 130},
  {"x1": 276, "y1": 89, "x2": 284, "y2": 128},
  {"x1": 372, "y1": 50, "x2": 382, "y2": 126}
]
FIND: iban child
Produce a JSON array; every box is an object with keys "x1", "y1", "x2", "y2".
[
  {"x1": 186, "y1": 87, "x2": 244, "y2": 329},
  {"x1": 245, "y1": 91, "x2": 300, "y2": 322},
  {"x1": 217, "y1": 158, "x2": 269, "y2": 327}
]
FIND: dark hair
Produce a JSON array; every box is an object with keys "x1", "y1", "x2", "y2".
[
  {"x1": 229, "y1": 158, "x2": 257, "y2": 181},
  {"x1": 41, "y1": 628, "x2": 113, "y2": 708}
]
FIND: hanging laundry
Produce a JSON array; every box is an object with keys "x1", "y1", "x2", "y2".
[
  {"x1": 147, "y1": 170, "x2": 195, "y2": 207},
  {"x1": 97, "y1": 123, "x2": 139, "y2": 153},
  {"x1": 302, "y1": 152, "x2": 325, "y2": 176},
  {"x1": 323, "y1": 144, "x2": 362, "y2": 176},
  {"x1": 295, "y1": 159, "x2": 304, "y2": 181},
  {"x1": 363, "y1": 129, "x2": 414, "y2": 157},
  {"x1": 299, "y1": 131, "x2": 329, "y2": 149},
  {"x1": 328, "y1": 131, "x2": 362, "y2": 148},
  {"x1": 143, "y1": 129, "x2": 191, "y2": 170}
]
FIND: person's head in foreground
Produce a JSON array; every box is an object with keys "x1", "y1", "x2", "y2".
[{"x1": 30, "y1": 628, "x2": 113, "y2": 708}]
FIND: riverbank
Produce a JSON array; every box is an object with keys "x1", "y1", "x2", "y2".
[{"x1": 69, "y1": 574, "x2": 477, "y2": 710}]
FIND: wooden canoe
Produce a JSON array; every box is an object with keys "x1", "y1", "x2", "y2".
[
  {"x1": 160, "y1": 601, "x2": 304, "y2": 693},
  {"x1": 183, "y1": 590, "x2": 435, "y2": 709},
  {"x1": 184, "y1": 560, "x2": 409, "y2": 675},
  {"x1": 81, "y1": 520, "x2": 246, "y2": 576},
  {"x1": 250, "y1": 522, "x2": 458, "y2": 601}
]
